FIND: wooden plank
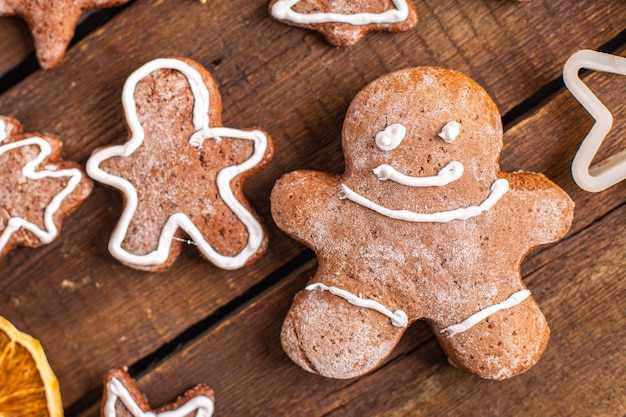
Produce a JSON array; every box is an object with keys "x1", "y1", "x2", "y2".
[
  {"x1": 0, "y1": 0, "x2": 623, "y2": 408},
  {"x1": 506, "y1": 46, "x2": 626, "y2": 275},
  {"x1": 0, "y1": 17, "x2": 32, "y2": 77},
  {"x1": 75, "y1": 202, "x2": 624, "y2": 417}
]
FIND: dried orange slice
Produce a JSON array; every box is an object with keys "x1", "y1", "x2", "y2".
[{"x1": 0, "y1": 316, "x2": 63, "y2": 417}]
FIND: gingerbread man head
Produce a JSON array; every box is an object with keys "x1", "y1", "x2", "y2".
[{"x1": 271, "y1": 67, "x2": 574, "y2": 380}]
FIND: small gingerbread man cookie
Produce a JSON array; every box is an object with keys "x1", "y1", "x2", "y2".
[
  {"x1": 0, "y1": 116, "x2": 92, "y2": 258},
  {"x1": 269, "y1": 0, "x2": 418, "y2": 46},
  {"x1": 0, "y1": 0, "x2": 131, "y2": 69},
  {"x1": 271, "y1": 67, "x2": 574, "y2": 380},
  {"x1": 102, "y1": 368, "x2": 215, "y2": 417},
  {"x1": 87, "y1": 58, "x2": 273, "y2": 272}
]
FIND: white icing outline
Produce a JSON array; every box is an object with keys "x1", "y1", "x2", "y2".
[
  {"x1": 0, "y1": 119, "x2": 6, "y2": 142},
  {"x1": 0, "y1": 136, "x2": 83, "y2": 252},
  {"x1": 341, "y1": 178, "x2": 509, "y2": 223},
  {"x1": 271, "y1": 0, "x2": 409, "y2": 26},
  {"x1": 441, "y1": 289, "x2": 531, "y2": 337},
  {"x1": 86, "y1": 58, "x2": 268, "y2": 270},
  {"x1": 375, "y1": 124, "x2": 406, "y2": 151},
  {"x1": 306, "y1": 282, "x2": 408, "y2": 327},
  {"x1": 563, "y1": 49, "x2": 626, "y2": 192},
  {"x1": 438, "y1": 121, "x2": 461, "y2": 143},
  {"x1": 374, "y1": 160, "x2": 464, "y2": 187},
  {"x1": 104, "y1": 377, "x2": 214, "y2": 417}
]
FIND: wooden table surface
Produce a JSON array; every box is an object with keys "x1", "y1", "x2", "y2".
[{"x1": 0, "y1": 1, "x2": 624, "y2": 416}]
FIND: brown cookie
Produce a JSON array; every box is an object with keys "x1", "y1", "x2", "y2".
[
  {"x1": 0, "y1": 116, "x2": 93, "y2": 258},
  {"x1": 87, "y1": 58, "x2": 274, "y2": 272},
  {"x1": 271, "y1": 67, "x2": 574, "y2": 380},
  {"x1": 269, "y1": 0, "x2": 418, "y2": 46},
  {"x1": 0, "y1": 0, "x2": 131, "y2": 69},
  {"x1": 102, "y1": 368, "x2": 215, "y2": 417}
]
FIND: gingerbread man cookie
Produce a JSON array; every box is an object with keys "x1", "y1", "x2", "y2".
[
  {"x1": 102, "y1": 368, "x2": 215, "y2": 417},
  {"x1": 269, "y1": 0, "x2": 418, "y2": 46},
  {"x1": 0, "y1": 0, "x2": 131, "y2": 69},
  {"x1": 0, "y1": 116, "x2": 92, "y2": 258},
  {"x1": 271, "y1": 67, "x2": 574, "y2": 380},
  {"x1": 87, "y1": 58, "x2": 273, "y2": 271}
]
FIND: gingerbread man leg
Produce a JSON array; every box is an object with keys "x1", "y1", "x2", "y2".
[
  {"x1": 281, "y1": 273, "x2": 407, "y2": 379},
  {"x1": 434, "y1": 291, "x2": 549, "y2": 380}
]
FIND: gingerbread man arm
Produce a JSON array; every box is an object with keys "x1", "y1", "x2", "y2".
[
  {"x1": 270, "y1": 170, "x2": 342, "y2": 249},
  {"x1": 0, "y1": 0, "x2": 131, "y2": 69},
  {"x1": 501, "y1": 171, "x2": 574, "y2": 248}
]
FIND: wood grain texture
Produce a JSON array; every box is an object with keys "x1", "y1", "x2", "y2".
[
  {"x1": 507, "y1": 46, "x2": 626, "y2": 276},
  {"x1": 74, "y1": 203, "x2": 625, "y2": 417},
  {"x1": 0, "y1": 0, "x2": 623, "y2": 413},
  {"x1": 0, "y1": 17, "x2": 32, "y2": 77}
]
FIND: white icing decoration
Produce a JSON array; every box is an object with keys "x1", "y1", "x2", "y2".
[
  {"x1": 441, "y1": 289, "x2": 531, "y2": 337},
  {"x1": 341, "y1": 178, "x2": 509, "y2": 223},
  {"x1": 375, "y1": 124, "x2": 406, "y2": 151},
  {"x1": 0, "y1": 119, "x2": 6, "y2": 142},
  {"x1": 438, "y1": 121, "x2": 460, "y2": 143},
  {"x1": 563, "y1": 49, "x2": 626, "y2": 192},
  {"x1": 104, "y1": 377, "x2": 214, "y2": 417},
  {"x1": 86, "y1": 58, "x2": 269, "y2": 270},
  {"x1": 373, "y1": 160, "x2": 464, "y2": 187},
  {"x1": 271, "y1": 0, "x2": 409, "y2": 26},
  {"x1": 306, "y1": 282, "x2": 408, "y2": 327},
  {"x1": 0, "y1": 136, "x2": 83, "y2": 252}
]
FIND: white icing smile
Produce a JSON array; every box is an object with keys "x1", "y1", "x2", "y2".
[
  {"x1": 374, "y1": 160, "x2": 464, "y2": 187},
  {"x1": 271, "y1": 0, "x2": 410, "y2": 26}
]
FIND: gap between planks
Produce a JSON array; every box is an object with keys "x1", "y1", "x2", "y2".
[
  {"x1": 0, "y1": 2, "x2": 623, "y2": 416},
  {"x1": 73, "y1": 201, "x2": 626, "y2": 417},
  {"x1": 45, "y1": 15, "x2": 626, "y2": 417}
]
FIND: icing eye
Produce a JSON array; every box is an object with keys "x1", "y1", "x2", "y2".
[
  {"x1": 438, "y1": 121, "x2": 460, "y2": 143},
  {"x1": 375, "y1": 124, "x2": 406, "y2": 151}
]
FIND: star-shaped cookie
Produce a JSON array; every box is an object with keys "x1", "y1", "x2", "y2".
[
  {"x1": 270, "y1": 0, "x2": 418, "y2": 46},
  {"x1": 0, "y1": 0, "x2": 131, "y2": 69},
  {"x1": 563, "y1": 49, "x2": 626, "y2": 192},
  {"x1": 87, "y1": 58, "x2": 274, "y2": 271},
  {"x1": 0, "y1": 116, "x2": 93, "y2": 257},
  {"x1": 102, "y1": 368, "x2": 214, "y2": 417}
]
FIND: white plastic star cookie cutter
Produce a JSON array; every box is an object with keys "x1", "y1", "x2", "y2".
[{"x1": 563, "y1": 49, "x2": 626, "y2": 192}]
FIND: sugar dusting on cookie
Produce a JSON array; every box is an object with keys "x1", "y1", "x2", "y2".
[
  {"x1": 87, "y1": 58, "x2": 274, "y2": 271},
  {"x1": 272, "y1": 67, "x2": 574, "y2": 381},
  {"x1": 102, "y1": 368, "x2": 215, "y2": 417},
  {"x1": 269, "y1": 0, "x2": 418, "y2": 47},
  {"x1": 0, "y1": 117, "x2": 92, "y2": 257}
]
